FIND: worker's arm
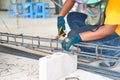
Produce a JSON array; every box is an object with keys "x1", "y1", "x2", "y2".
[
  {"x1": 80, "y1": 24, "x2": 117, "y2": 41},
  {"x1": 57, "y1": 0, "x2": 75, "y2": 38},
  {"x1": 62, "y1": 25, "x2": 117, "y2": 51},
  {"x1": 59, "y1": 0, "x2": 75, "y2": 16}
]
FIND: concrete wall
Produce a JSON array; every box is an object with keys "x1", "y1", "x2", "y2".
[
  {"x1": 0, "y1": 0, "x2": 24, "y2": 10},
  {"x1": 0, "y1": 0, "x2": 10, "y2": 10}
]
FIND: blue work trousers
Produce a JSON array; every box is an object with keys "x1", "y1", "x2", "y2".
[{"x1": 67, "y1": 12, "x2": 120, "y2": 56}]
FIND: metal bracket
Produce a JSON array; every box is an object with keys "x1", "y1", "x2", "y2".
[{"x1": 65, "y1": 77, "x2": 80, "y2": 80}]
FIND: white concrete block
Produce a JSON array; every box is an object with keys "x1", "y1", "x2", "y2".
[
  {"x1": 39, "y1": 52, "x2": 77, "y2": 80},
  {"x1": 60, "y1": 69, "x2": 113, "y2": 80}
]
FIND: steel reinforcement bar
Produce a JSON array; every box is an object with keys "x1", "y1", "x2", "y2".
[
  {"x1": 0, "y1": 32, "x2": 120, "y2": 61},
  {"x1": 0, "y1": 32, "x2": 120, "y2": 79}
]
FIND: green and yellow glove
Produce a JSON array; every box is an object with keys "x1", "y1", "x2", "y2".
[
  {"x1": 61, "y1": 34, "x2": 82, "y2": 51},
  {"x1": 57, "y1": 16, "x2": 66, "y2": 38}
]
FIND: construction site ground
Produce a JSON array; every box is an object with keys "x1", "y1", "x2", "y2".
[
  {"x1": 0, "y1": 11, "x2": 63, "y2": 80},
  {"x1": 0, "y1": 11, "x2": 120, "y2": 80}
]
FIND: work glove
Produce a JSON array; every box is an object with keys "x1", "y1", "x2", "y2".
[
  {"x1": 57, "y1": 16, "x2": 66, "y2": 37},
  {"x1": 61, "y1": 34, "x2": 81, "y2": 51}
]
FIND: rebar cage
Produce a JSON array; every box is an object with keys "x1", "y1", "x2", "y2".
[{"x1": 0, "y1": 32, "x2": 120, "y2": 79}]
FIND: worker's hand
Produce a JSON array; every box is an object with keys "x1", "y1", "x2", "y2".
[
  {"x1": 61, "y1": 34, "x2": 81, "y2": 51},
  {"x1": 57, "y1": 16, "x2": 66, "y2": 38},
  {"x1": 57, "y1": 16, "x2": 66, "y2": 31}
]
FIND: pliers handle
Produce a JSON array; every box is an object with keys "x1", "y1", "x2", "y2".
[{"x1": 56, "y1": 26, "x2": 66, "y2": 39}]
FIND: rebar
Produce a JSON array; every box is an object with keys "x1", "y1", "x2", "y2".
[
  {"x1": 0, "y1": 32, "x2": 120, "y2": 61},
  {"x1": 0, "y1": 32, "x2": 120, "y2": 79}
]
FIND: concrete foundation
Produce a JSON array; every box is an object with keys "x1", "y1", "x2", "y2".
[
  {"x1": 60, "y1": 69, "x2": 113, "y2": 80},
  {"x1": 39, "y1": 52, "x2": 113, "y2": 80},
  {"x1": 39, "y1": 52, "x2": 77, "y2": 80}
]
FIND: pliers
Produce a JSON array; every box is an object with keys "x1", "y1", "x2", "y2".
[{"x1": 56, "y1": 26, "x2": 66, "y2": 39}]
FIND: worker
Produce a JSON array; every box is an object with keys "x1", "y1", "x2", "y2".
[{"x1": 57, "y1": 0, "x2": 120, "y2": 67}]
